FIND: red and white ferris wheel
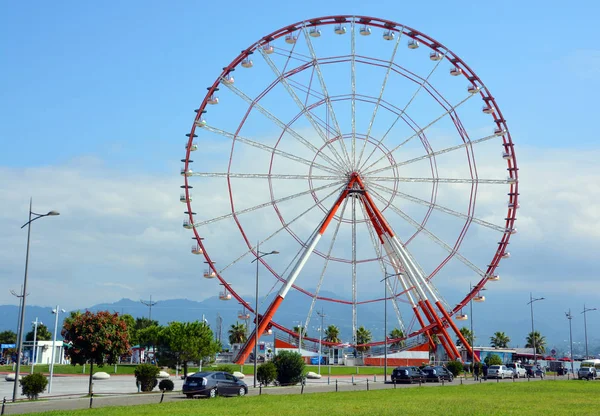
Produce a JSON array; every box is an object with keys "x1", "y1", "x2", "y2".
[{"x1": 181, "y1": 15, "x2": 518, "y2": 363}]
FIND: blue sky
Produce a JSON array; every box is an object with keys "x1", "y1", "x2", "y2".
[{"x1": 1, "y1": 1, "x2": 599, "y2": 350}]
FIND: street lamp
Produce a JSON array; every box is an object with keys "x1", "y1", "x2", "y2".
[
  {"x1": 381, "y1": 270, "x2": 402, "y2": 382},
  {"x1": 317, "y1": 309, "x2": 326, "y2": 375},
  {"x1": 48, "y1": 305, "x2": 66, "y2": 393},
  {"x1": 565, "y1": 310, "x2": 575, "y2": 375},
  {"x1": 251, "y1": 242, "x2": 278, "y2": 388},
  {"x1": 581, "y1": 305, "x2": 597, "y2": 359},
  {"x1": 527, "y1": 293, "x2": 545, "y2": 364},
  {"x1": 30, "y1": 318, "x2": 43, "y2": 374},
  {"x1": 13, "y1": 199, "x2": 59, "y2": 402}
]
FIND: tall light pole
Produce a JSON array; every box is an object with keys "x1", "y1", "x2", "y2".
[
  {"x1": 48, "y1": 305, "x2": 66, "y2": 393},
  {"x1": 30, "y1": 318, "x2": 43, "y2": 374},
  {"x1": 582, "y1": 305, "x2": 597, "y2": 359},
  {"x1": 13, "y1": 199, "x2": 59, "y2": 402},
  {"x1": 140, "y1": 295, "x2": 158, "y2": 321},
  {"x1": 251, "y1": 242, "x2": 278, "y2": 388},
  {"x1": 381, "y1": 270, "x2": 402, "y2": 382},
  {"x1": 566, "y1": 310, "x2": 574, "y2": 374},
  {"x1": 317, "y1": 309, "x2": 326, "y2": 375},
  {"x1": 527, "y1": 293, "x2": 545, "y2": 364}
]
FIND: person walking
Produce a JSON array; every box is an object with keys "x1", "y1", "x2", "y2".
[
  {"x1": 482, "y1": 363, "x2": 488, "y2": 381},
  {"x1": 474, "y1": 364, "x2": 480, "y2": 381}
]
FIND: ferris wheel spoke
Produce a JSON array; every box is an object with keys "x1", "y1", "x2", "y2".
[
  {"x1": 361, "y1": 93, "x2": 476, "y2": 175},
  {"x1": 358, "y1": 199, "x2": 407, "y2": 333},
  {"x1": 192, "y1": 181, "x2": 344, "y2": 228},
  {"x1": 202, "y1": 124, "x2": 340, "y2": 175},
  {"x1": 220, "y1": 82, "x2": 346, "y2": 172},
  {"x1": 191, "y1": 172, "x2": 340, "y2": 180},
  {"x1": 217, "y1": 183, "x2": 346, "y2": 274},
  {"x1": 366, "y1": 176, "x2": 511, "y2": 185},
  {"x1": 358, "y1": 49, "x2": 449, "y2": 172},
  {"x1": 369, "y1": 189, "x2": 486, "y2": 278},
  {"x1": 351, "y1": 196, "x2": 357, "y2": 345},
  {"x1": 302, "y1": 26, "x2": 352, "y2": 168},
  {"x1": 350, "y1": 20, "x2": 356, "y2": 169},
  {"x1": 304, "y1": 197, "x2": 350, "y2": 332},
  {"x1": 368, "y1": 181, "x2": 507, "y2": 233},
  {"x1": 356, "y1": 27, "x2": 403, "y2": 169},
  {"x1": 364, "y1": 133, "x2": 498, "y2": 177},
  {"x1": 258, "y1": 47, "x2": 351, "y2": 172}
]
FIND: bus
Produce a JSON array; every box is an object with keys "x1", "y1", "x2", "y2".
[{"x1": 580, "y1": 359, "x2": 600, "y2": 370}]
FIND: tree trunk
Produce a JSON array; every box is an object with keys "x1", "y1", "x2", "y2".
[
  {"x1": 88, "y1": 361, "x2": 94, "y2": 396},
  {"x1": 183, "y1": 362, "x2": 188, "y2": 378}
]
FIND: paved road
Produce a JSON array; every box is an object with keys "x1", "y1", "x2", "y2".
[{"x1": 0, "y1": 373, "x2": 565, "y2": 415}]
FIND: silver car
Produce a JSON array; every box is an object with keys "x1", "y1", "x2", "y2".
[{"x1": 487, "y1": 365, "x2": 512, "y2": 379}]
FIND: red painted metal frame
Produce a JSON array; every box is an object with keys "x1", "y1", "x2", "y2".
[{"x1": 181, "y1": 15, "x2": 518, "y2": 348}]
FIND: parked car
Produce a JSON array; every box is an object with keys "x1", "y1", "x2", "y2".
[
  {"x1": 578, "y1": 366, "x2": 597, "y2": 380},
  {"x1": 422, "y1": 366, "x2": 454, "y2": 382},
  {"x1": 487, "y1": 365, "x2": 512, "y2": 379},
  {"x1": 182, "y1": 371, "x2": 248, "y2": 398},
  {"x1": 506, "y1": 363, "x2": 526, "y2": 378},
  {"x1": 391, "y1": 366, "x2": 426, "y2": 384}
]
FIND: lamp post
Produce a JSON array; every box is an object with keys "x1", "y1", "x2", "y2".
[
  {"x1": 30, "y1": 318, "x2": 43, "y2": 374},
  {"x1": 581, "y1": 305, "x2": 597, "y2": 359},
  {"x1": 527, "y1": 293, "x2": 545, "y2": 364},
  {"x1": 251, "y1": 242, "x2": 278, "y2": 388},
  {"x1": 317, "y1": 309, "x2": 326, "y2": 375},
  {"x1": 381, "y1": 270, "x2": 402, "y2": 382},
  {"x1": 48, "y1": 305, "x2": 66, "y2": 393},
  {"x1": 565, "y1": 310, "x2": 574, "y2": 375},
  {"x1": 12, "y1": 199, "x2": 59, "y2": 402}
]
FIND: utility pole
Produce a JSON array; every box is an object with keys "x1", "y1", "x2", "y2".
[
  {"x1": 566, "y1": 310, "x2": 574, "y2": 375},
  {"x1": 30, "y1": 318, "x2": 42, "y2": 373},
  {"x1": 140, "y1": 295, "x2": 158, "y2": 321},
  {"x1": 527, "y1": 293, "x2": 545, "y2": 363},
  {"x1": 10, "y1": 286, "x2": 27, "y2": 353},
  {"x1": 582, "y1": 305, "x2": 597, "y2": 359}
]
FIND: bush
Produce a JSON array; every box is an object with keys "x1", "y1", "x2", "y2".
[
  {"x1": 20, "y1": 373, "x2": 48, "y2": 400},
  {"x1": 134, "y1": 364, "x2": 159, "y2": 392},
  {"x1": 213, "y1": 364, "x2": 236, "y2": 374},
  {"x1": 446, "y1": 360, "x2": 463, "y2": 377},
  {"x1": 272, "y1": 351, "x2": 305, "y2": 386},
  {"x1": 257, "y1": 362, "x2": 277, "y2": 386},
  {"x1": 158, "y1": 379, "x2": 174, "y2": 391}
]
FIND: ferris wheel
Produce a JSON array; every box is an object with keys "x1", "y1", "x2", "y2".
[{"x1": 181, "y1": 15, "x2": 518, "y2": 364}]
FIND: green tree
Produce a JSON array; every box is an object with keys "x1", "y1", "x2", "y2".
[
  {"x1": 137, "y1": 325, "x2": 161, "y2": 363},
  {"x1": 388, "y1": 328, "x2": 405, "y2": 349},
  {"x1": 61, "y1": 311, "x2": 131, "y2": 395},
  {"x1": 25, "y1": 324, "x2": 52, "y2": 341},
  {"x1": 525, "y1": 331, "x2": 546, "y2": 354},
  {"x1": 120, "y1": 314, "x2": 137, "y2": 346},
  {"x1": 323, "y1": 325, "x2": 340, "y2": 343},
  {"x1": 135, "y1": 317, "x2": 159, "y2": 331},
  {"x1": 356, "y1": 326, "x2": 372, "y2": 354},
  {"x1": 272, "y1": 350, "x2": 305, "y2": 386},
  {"x1": 0, "y1": 330, "x2": 17, "y2": 344},
  {"x1": 156, "y1": 321, "x2": 220, "y2": 377},
  {"x1": 228, "y1": 321, "x2": 247, "y2": 345},
  {"x1": 484, "y1": 354, "x2": 503, "y2": 366},
  {"x1": 490, "y1": 332, "x2": 510, "y2": 348},
  {"x1": 456, "y1": 327, "x2": 474, "y2": 347},
  {"x1": 257, "y1": 361, "x2": 277, "y2": 386}
]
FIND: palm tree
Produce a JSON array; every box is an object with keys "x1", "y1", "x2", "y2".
[
  {"x1": 388, "y1": 328, "x2": 405, "y2": 349},
  {"x1": 457, "y1": 327, "x2": 474, "y2": 346},
  {"x1": 490, "y1": 332, "x2": 510, "y2": 348},
  {"x1": 356, "y1": 326, "x2": 372, "y2": 354},
  {"x1": 228, "y1": 321, "x2": 247, "y2": 345},
  {"x1": 323, "y1": 325, "x2": 341, "y2": 343},
  {"x1": 525, "y1": 331, "x2": 546, "y2": 354}
]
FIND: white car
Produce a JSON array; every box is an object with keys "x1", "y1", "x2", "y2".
[
  {"x1": 487, "y1": 365, "x2": 513, "y2": 379},
  {"x1": 506, "y1": 363, "x2": 527, "y2": 378}
]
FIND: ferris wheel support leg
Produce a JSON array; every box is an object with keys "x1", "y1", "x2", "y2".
[
  {"x1": 234, "y1": 181, "x2": 356, "y2": 365},
  {"x1": 413, "y1": 306, "x2": 437, "y2": 351},
  {"x1": 435, "y1": 300, "x2": 480, "y2": 363},
  {"x1": 424, "y1": 299, "x2": 461, "y2": 360},
  {"x1": 418, "y1": 300, "x2": 455, "y2": 359}
]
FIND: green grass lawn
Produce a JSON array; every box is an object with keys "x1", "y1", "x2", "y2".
[{"x1": 29, "y1": 381, "x2": 600, "y2": 416}]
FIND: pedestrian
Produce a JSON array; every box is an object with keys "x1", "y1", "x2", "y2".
[
  {"x1": 482, "y1": 363, "x2": 488, "y2": 381},
  {"x1": 474, "y1": 364, "x2": 480, "y2": 381}
]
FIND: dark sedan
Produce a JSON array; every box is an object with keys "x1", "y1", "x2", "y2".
[
  {"x1": 183, "y1": 371, "x2": 248, "y2": 398},
  {"x1": 422, "y1": 366, "x2": 454, "y2": 382},
  {"x1": 391, "y1": 366, "x2": 426, "y2": 384}
]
